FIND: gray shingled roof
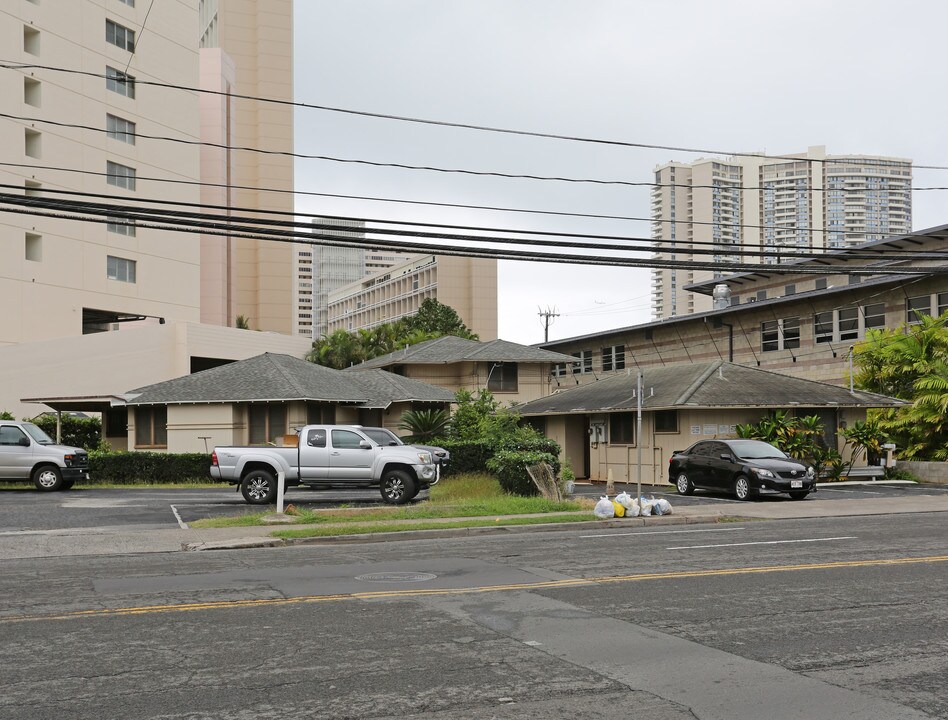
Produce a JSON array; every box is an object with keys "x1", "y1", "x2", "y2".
[
  {"x1": 515, "y1": 361, "x2": 906, "y2": 415},
  {"x1": 125, "y1": 353, "x2": 454, "y2": 407},
  {"x1": 348, "y1": 335, "x2": 576, "y2": 369}
]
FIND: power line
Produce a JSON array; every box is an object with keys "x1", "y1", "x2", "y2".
[
  {"x1": 3, "y1": 112, "x2": 938, "y2": 195},
  {"x1": 2, "y1": 183, "x2": 945, "y2": 266},
  {"x1": 3, "y1": 190, "x2": 946, "y2": 272},
  {"x1": 3, "y1": 60, "x2": 946, "y2": 170},
  {"x1": 0, "y1": 160, "x2": 927, "y2": 245}
]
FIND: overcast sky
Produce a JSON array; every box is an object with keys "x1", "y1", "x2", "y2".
[{"x1": 293, "y1": 1, "x2": 947, "y2": 345}]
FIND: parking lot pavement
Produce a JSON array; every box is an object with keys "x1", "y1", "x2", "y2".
[{"x1": 0, "y1": 485, "x2": 428, "y2": 534}]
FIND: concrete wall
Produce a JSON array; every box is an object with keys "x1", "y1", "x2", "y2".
[
  {"x1": 898, "y1": 461, "x2": 948, "y2": 483},
  {"x1": 399, "y1": 361, "x2": 556, "y2": 406}
]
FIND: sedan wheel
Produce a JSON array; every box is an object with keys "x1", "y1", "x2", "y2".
[
  {"x1": 734, "y1": 475, "x2": 751, "y2": 501},
  {"x1": 675, "y1": 472, "x2": 694, "y2": 496}
]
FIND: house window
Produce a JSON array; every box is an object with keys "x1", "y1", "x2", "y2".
[
  {"x1": 248, "y1": 403, "x2": 286, "y2": 445},
  {"x1": 761, "y1": 317, "x2": 800, "y2": 352},
  {"x1": 307, "y1": 403, "x2": 335, "y2": 425},
  {"x1": 106, "y1": 114, "x2": 136, "y2": 144},
  {"x1": 552, "y1": 362, "x2": 568, "y2": 378},
  {"x1": 106, "y1": 66, "x2": 135, "y2": 98},
  {"x1": 104, "y1": 407, "x2": 128, "y2": 438},
  {"x1": 756, "y1": 290, "x2": 767, "y2": 301},
  {"x1": 938, "y1": 293, "x2": 948, "y2": 317},
  {"x1": 602, "y1": 345, "x2": 625, "y2": 372},
  {"x1": 106, "y1": 161, "x2": 136, "y2": 190},
  {"x1": 107, "y1": 255, "x2": 136, "y2": 282},
  {"x1": 609, "y1": 413, "x2": 635, "y2": 445},
  {"x1": 863, "y1": 303, "x2": 886, "y2": 330},
  {"x1": 106, "y1": 19, "x2": 135, "y2": 51},
  {"x1": 135, "y1": 406, "x2": 167, "y2": 448},
  {"x1": 572, "y1": 350, "x2": 593, "y2": 374},
  {"x1": 815, "y1": 278, "x2": 828, "y2": 290},
  {"x1": 107, "y1": 217, "x2": 136, "y2": 236},
  {"x1": 487, "y1": 362, "x2": 518, "y2": 392},
  {"x1": 654, "y1": 410, "x2": 678, "y2": 433},
  {"x1": 906, "y1": 295, "x2": 931, "y2": 324}
]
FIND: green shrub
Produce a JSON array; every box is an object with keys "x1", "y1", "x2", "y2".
[
  {"x1": 438, "y1": 439, "x2": 493, "y2": 477},
  {"x1": 486, "y1": 450, "x2": 560, "y2": 496},
  {"x1": 88, "y1": 452, "x2": 211, "y2": 484},
  {"x1": 32, "y1": 415, "x2": 102, "y2": 451}
]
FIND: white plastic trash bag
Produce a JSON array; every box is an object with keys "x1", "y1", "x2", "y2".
[
  {"x1": 651, "y1": 495, "x2": 665, "y2": 516},
  {"x1": 639, "y1": 496, "x2": 653, "y2": 516},
  {"x1": 594, "y1": 495, "x2": 615, "y2": 519},
  {"x1": 655, "y1": 498, "x2": 673, "y2": 515},
  {"x1": 615, "y1": 491, "x2": 640, "y2": 517}
]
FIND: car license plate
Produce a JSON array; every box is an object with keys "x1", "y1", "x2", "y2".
[{"x1": 790, "y1": 480, "x2": 803, "y2": 488}]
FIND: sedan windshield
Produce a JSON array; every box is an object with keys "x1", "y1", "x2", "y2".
[
  {"x1": 21, "y1": 422, "x2": 55, "y2": 445},
  {"x1": 728, "y1": 440, "x2": 786, "y2": 459}
]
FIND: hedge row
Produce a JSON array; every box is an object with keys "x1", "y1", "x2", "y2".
[
  {"x1": 438, "y1": 436, "x2": 561, "y2": 495},
  {"x1": 88, "y1": 452, "x2": 212, "y2": 484}
]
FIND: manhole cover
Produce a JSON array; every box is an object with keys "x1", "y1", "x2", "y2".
[{"x1": 355, "y1": 572, "x2": 437, "y2": 583}]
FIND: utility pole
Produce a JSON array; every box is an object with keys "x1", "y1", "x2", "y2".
[{"x1": 538, "y1": 306, "x2": 559, "y2": 343}]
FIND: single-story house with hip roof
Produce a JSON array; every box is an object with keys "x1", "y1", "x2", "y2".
[
  {"x1": 121, "y1": 353, "x2": 455, "y2": 453},
  {"x1": 514, "y1": 360, "x2": 906, "y2": 484},
  {"x1": 346, "y1": 335, "x2": 577, "y2": 405}
]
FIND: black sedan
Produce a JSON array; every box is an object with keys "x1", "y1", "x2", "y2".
[{"x1": 668, "y1": 439, "x2": 816, "y2": 501}]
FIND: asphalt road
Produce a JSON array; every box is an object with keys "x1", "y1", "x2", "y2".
[
  {"x1": 0, "y1": 512, "x2": 945, "y2": 719},
  {"x1": 1, "y1": 481, "x2": 946, "y2": 533}
]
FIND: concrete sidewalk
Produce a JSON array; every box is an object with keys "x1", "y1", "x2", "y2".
[{"x1": 2, "y1": 492, "x2": 947, "y2": 559}]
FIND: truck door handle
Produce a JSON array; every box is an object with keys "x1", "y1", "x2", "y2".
[{"x1": 331, "y1": 451, "x2": 341, "y2": 456}]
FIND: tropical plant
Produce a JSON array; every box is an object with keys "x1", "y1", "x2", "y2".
[
  {"x1": 235, "y1": 315, "x2": 251, "y2": 330},
  {"x1": 852, "y1": 312, "x2": 948, "y2": 460},
  {"x1": 840, "y1": 419, "x2": 887, "y2": 465},
  {"x1": 306, "y1": 300, "x2": 477, "y2": 368},
  {"x1": 0, "y1": 410, "x2": 14, "y2": 420},
  {"x1": 398, "y1": 408, "x2": 450, "y2": 442}
]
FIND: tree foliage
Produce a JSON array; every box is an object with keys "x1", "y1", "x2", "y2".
[
  {"x1": 306, "y1": 299, "x2": 477, "y2": 369},
  {"x1": 853, "y1": 312, "x2": 948, "y2": 460}
]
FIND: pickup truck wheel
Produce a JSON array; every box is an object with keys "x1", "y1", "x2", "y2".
[
  {"x1": 380, "y1": 470, "x2": 416, "y2": 505},
  {"x1": 33, "y1": 465, "x2": 63, "y2": 492},
  {"x1": 241, "y1": 470, "x2": 277, "y2": 504}
]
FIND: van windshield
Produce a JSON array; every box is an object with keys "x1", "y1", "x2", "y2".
[{"x1": 22, "y1": 423, "x2": 55, "y2": 445}]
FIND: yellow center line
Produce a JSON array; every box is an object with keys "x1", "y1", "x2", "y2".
[{"x1": 4, "y1": 555, "x2": 946, "y2": 624}]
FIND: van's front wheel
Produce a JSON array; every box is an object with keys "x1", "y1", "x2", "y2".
[
  {"x1": 241, "y1": 469, "x2": 277, "y2": 504},
  {"x1": 380, "y1": 470, "x2": 416, "y2": 505}
]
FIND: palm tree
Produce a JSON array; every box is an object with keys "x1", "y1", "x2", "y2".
[{"x1": 398, "y1": 408, "x2": 450, "y2": 442}]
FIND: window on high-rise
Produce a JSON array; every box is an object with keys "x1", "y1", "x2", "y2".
[
  {"x1": 106, "y1": 66, "x2": 135, "y2": 97},
  {"x1": 106, "y1": 20, "x2": 135, "y2": 51}
]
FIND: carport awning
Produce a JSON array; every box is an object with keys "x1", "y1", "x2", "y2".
[{"x1": 20, "y1": 395, "x2": 127, "y2": 412}]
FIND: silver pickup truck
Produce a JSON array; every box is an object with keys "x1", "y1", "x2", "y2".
[
  {"x1": 211, "y1": 424, "x2": 438, "y2": 505},
  {"x1": 0, "y1": 420, "x2": 90, "y2": 491}
]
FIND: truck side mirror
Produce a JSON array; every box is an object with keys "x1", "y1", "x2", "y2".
[
  {"x1": 18, "y1": 436, "x2": 30, "y2": 447},
  {"x1": 359, "y1": 440, "x2": 372, "y2": 450}
]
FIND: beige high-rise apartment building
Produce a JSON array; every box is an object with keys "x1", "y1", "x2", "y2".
[
  {"x1": 650, "y1": 146, "x2": 912, "y2": 319},
  {"x1": 328, "y1": 254, "x2": 498, "y2": 340},
  {"x1": 199, "y1": 0, "x2": 296, "y2": 334},
  {"x1": 1, "y1": 0, "x2": 204, "y2": 344},
  {"x1": 1, "y1": 0, "x2": 296, "y2": 344}
]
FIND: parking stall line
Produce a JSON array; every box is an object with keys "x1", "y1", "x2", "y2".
[
  {"x1": 580, "y1": 527, "x2": 746, "y2": 539},
  {"x1": 818, "y1": 487, "x2": 884, "y2": 495},
  {"x1": 169, "y1": 505, "x2": 189, "y2": 530},
  {"x1": 668, "y1": 536, "x2": 857, "y2": 550}
]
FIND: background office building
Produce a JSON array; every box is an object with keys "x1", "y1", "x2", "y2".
[
  {"x1": 328, "y1": 254, "x2": 498, "y2": 340},
  {"x1": 650, "y1": 146, "x2": 912, "y2": 319},
  {"x1": 297, "y1": 218, "x2": 417, "y2": 338}
]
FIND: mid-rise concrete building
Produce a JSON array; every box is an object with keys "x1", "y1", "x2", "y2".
[
  {"x1": 327, "y1": 254, "x2": 498, "y2": 340},
  {"x1": 651, "y1": 146, "x2": 912, "y2": 319},
  {"x1": 297, "y1": 218, "x2": 416, "y2": 338}
]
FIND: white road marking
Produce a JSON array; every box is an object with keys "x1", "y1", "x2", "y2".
[
  {"x1": 581, "y1": 527, "x2": 746, "y2": 539},
  {"x1": 818, "y1": 487, "x2": 884, "y2": 495},
  {"x1": 668, "y1": 536, "x2": 857, "y2": 550},
  {"x1": 523, "y1": 640, "x2": 542, "y2": 646},
  {"x1": 170, "y1": 505, "x2": 189, "y2": 530}
]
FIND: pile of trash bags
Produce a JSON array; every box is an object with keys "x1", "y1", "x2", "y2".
[{"x1": 594, "y1": 492, "x2": 673, "y2": 519}]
